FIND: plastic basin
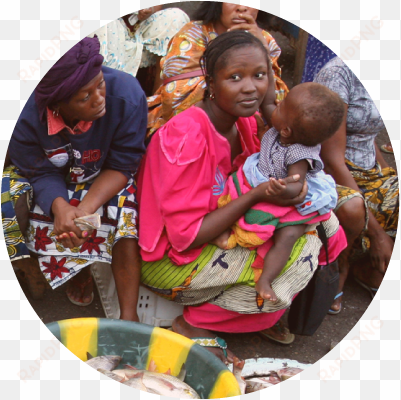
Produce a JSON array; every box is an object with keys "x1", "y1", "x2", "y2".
[{"x1": 46, "y1": 317, "x2": 241, "y2": 398}]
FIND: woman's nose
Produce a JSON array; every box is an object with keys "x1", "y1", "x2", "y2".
[
  {"x1": 236, "y1": 5, "x2": 248, "y2": 13},
  {"x1": 93, "y1": 90, "x2": 105, "y2": 107},
  {"x1": 242, "y1": 77, "x2": 256, "y2": 92}
]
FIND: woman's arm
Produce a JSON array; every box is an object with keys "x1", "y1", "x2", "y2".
[
  {"x1": 320, "y1": 105, "x2": 360, "y2": 190},
  {"x1": 52, "y1": 170, "x2": 129, "y2": 248},
  {"x1": 77, "y1": 169, "x2": 128, "y2": 215},
  {"x1": 259, "y1": 58, "x2": 277, "y2": 127},
  {"x1": 187, "y1": 175, "x2": 307, "y2": 250},
  {"x1": 321, "y1": 105, "x2": 393, "y2": 273}
]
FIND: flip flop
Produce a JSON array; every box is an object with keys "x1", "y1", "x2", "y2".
[
  {"x1": 328, "y1": 292, "x2": 343, "y2": 315},
  {"x1": 66, "y1": 275, "x2": 94, "y2": 306},
  {"x1": 259, "y1": 321, "x2": 295, "y2": 344},
  {"x1": 354, "y1": 277, "x2": 378, "y2": 299},
  {"x1": 380, "y1": 144, "x2": 393, "y2": 154}
]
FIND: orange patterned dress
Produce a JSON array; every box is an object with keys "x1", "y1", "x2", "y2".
[{"x1": 147, "y1": 20, "x2": 289, "y2": 137}]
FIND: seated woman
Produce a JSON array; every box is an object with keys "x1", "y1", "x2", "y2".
[
  {"x1": 314, "y1": 56, "x2": 399, "y2": 313},
  {"x1": 137, "y1": 31, "x2": 346, "y2": 362},
  {"x1": 90, "y1": 6, "x2": 189, "y2": 95},
  {"x1": 2, "y1": 37, "x2": 147, "y2": 321},
  {"x1": 147, "y1": 1, "x2": 289, "y2": 137}
]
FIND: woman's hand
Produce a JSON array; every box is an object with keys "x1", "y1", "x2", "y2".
[
  {"x1": 51, "y1": 197, "x2": 90, "y2": 249},
  {"x1": 259, "y1": 48, "x2": 276, "y2": 125},
  {"x1": 368, "y1": 227, "x2": 394, "y2": 274},
  {"x1": 137, "y1": 6, "x2": 162, "y2": 21},
  {"x1": 227, "y1": 13, "x2": 265, "y2": 44}
]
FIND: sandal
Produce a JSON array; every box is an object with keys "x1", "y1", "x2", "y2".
[
  {"x1": 354, "y1": 277, "x2": 378, "y2": 299},
  {"x1": 328, "y1": 292, "x2": 343, "y2": 315},
  {"x1": 66, "y1": 275, "x2": 94, "y2": 306},
  {"x1": 380, "y1": 143, "x2": 393, "y2": 154},
  {"x1": 191, "y1": 337, "x2": 228, "y2": 358},
  {"x1": 259, "y1": 321, "x2": 295, "y2": 344}
]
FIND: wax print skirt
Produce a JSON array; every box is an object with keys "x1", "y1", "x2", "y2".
[
  {"x1": 1, "y1": 165, "x2": 138, "y2": 289},
  {"x1": 336, "y1": 159, "x2": 399, "y2": 253},
  {"x1": 141, "y1": 214, "x2": 344, "y2": 315}
]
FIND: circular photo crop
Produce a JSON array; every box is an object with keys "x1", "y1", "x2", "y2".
[{"x1": 1, "y1": 1, "x2": 399, "y2": 398}]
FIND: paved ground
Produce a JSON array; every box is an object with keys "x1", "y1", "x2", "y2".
[{"x1": 15, "y1": 11, "x2": 398, "y2": 366}]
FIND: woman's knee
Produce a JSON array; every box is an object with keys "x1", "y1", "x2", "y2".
[{"x1": 336, "y1": 196, "x2": 366, "y2": 238}]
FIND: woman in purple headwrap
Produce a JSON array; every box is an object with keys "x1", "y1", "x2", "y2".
[{"x1": 2, "y1": 36, "x2": 147, "y2": 321}]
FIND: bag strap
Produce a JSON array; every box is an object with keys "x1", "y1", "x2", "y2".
[
  {"x1": 317, "y1": 223, "x2": 330, "y2": 265},
  {"x1": 163, "y1": 69, "x2": 204, "y2": 86}
]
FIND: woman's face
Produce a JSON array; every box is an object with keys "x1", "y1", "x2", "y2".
[
  {"x1": 209, "y1": 46, "x2": 269, "y2": 119},
  {"x1": 57, "y1": 71, "x2": 106, "y2": 126},
  {"x1": 216, "y1": 3, "x2": 259, "y2": 32}
]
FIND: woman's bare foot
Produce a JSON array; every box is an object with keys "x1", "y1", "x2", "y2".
[
  {"x1": 380, "y1": 143, "x2": 393, "y2": 154},
  {"x1": 171, "y1": 315, "x2": 236, "y2": 364},
  {"x1": 352, "y1": 259, "x2": 383, "y2": 289},
  {"x1": 330, "y1": 294, "x2": 342, "y2": 313},
  {"x1": 210, "y1": 229, "x2": 232, "y2": 249},
  {"x1": 66, "y1": 267, "x2": 94, "y2": 305},
  {"x1": 255, "y1": 278, "x2": 276, "y2": 301}
]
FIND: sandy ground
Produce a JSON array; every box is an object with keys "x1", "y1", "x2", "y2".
[{"x1": 15, "y1": 4, "x2": 398, "y2": 367}]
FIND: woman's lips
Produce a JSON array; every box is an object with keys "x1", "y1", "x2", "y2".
[
  {"x1": 95, "y1": 105, "x2": 106, "y2": 117},
  {"x1": 232, "y1": 18, "x2": 247, "y2": 24},
  {"x1": 239, "y1": 98, "x2": 258, "y2": 106}
]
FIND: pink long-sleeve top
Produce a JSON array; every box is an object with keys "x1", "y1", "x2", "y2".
[{"x1": 137, "y1": 106, "x2": 260, "y2": 264}]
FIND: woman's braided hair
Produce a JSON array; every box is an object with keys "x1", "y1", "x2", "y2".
[{"x1": 200, "y1": 30, "x2": 270, "y2": 100}]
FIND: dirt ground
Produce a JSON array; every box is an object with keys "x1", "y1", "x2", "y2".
[{"x1": 15, "y1": 4, "x2": 398, "y2": 367}]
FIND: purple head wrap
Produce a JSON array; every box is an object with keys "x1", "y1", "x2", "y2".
[{"x1": 35, "y1": 36, "x2": 104, "y2": 123}]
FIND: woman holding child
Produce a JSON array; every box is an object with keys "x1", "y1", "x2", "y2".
[{"x1": 138, "y1": 31, "x2": 347, "y2": 362}]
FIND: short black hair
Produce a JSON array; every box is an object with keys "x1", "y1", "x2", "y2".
[
  {"x1": 292, "y1": 83, "x2": 345, "y2": 147},
  {"x1": 193, "y1": 1, "x2": 271, "y2": 28},
  {"x1": 200, "y1": 30, "x2": 270, "y2": 99}
]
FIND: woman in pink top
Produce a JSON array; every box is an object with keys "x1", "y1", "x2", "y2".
[{"x1": 138, "y1": 31, "x2": 345, "y2": 363}]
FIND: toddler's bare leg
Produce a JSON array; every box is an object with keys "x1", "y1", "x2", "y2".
[{"x1": 256, "y1": 225, "x2": 306, "y2": 301}]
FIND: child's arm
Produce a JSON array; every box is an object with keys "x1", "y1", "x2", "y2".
[{"x1": 266, "y1": 160, "x2": 309, "y2": 200}]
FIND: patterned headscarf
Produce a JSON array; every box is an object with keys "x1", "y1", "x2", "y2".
[{"x1": 35, "y1": 36, "x2": 104, "y2": 123}]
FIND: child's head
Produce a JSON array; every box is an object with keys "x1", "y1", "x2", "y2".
[{"x1": 271, "y1": 82, "x2": 345, "y2": 147}]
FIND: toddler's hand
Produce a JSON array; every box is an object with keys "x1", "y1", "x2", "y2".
[{"x1": 265, "y1": 178, "x2": 287, "y2": 196}]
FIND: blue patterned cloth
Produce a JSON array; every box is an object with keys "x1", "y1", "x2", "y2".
[
  {"x1": 91, "y1": 9, "x2": 189, "y2": 77},
  {"x1": 301, "y1": 35, "x2": 337, "y2": 83}
]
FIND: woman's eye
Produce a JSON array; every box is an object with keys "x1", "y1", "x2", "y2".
[
  {"x1": 231, "y1": 75, "x2": 241, "y2": 81},
  {"x1": 256, "y1": 72, "x2": 266, "y2": 79},
  {"x1": 81, "y1": 95, "x2": 90, "y2": 102},
  {"x1": 98, "y1": 80, "x2": 105, "y2": 88}
]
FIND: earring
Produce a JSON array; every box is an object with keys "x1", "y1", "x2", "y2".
[
  {"x1": 53, "y1": 109, "x2": 59, "y2": 118},
  {"x1": 209, "y1": 93, "x2": 215, "y2": 100}
]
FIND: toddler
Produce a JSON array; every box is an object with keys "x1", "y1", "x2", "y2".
[{"x1": 214, "y1": 82, "x2": 345, "y2": 301}]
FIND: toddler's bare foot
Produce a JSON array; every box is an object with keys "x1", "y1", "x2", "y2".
[
  {"x1": 255, "y1": 279, "x2": 277, "y2": 302},
  {"x1": 210, "y1": 229, "x2": 232, "y2": 249}
]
